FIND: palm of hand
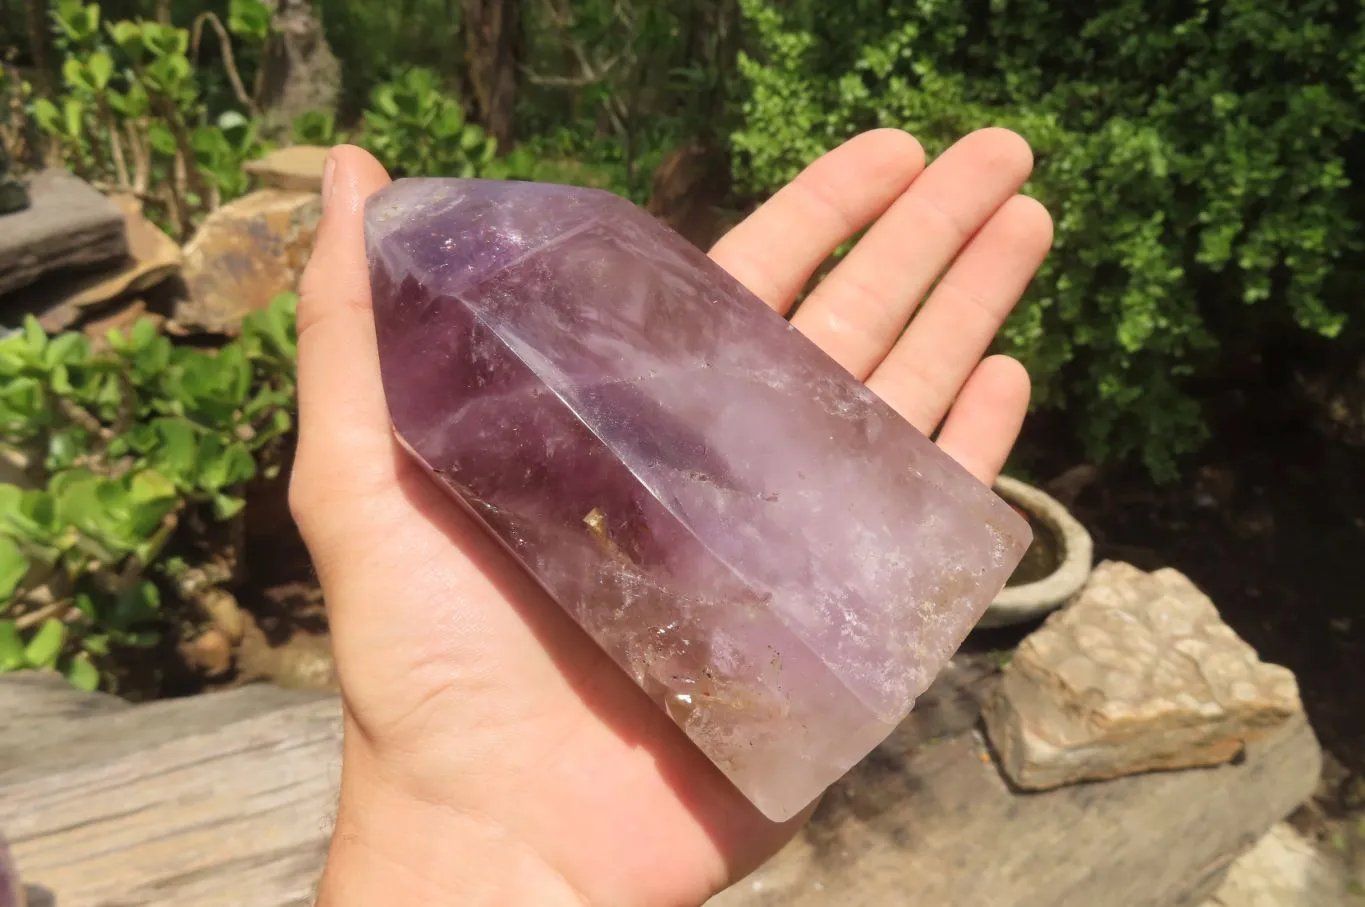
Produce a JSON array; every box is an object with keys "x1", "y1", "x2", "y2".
[{"x1": 292, "y1": 128, "x2": 1051, "y2": 907}]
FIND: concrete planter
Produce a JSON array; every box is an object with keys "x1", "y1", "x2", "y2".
[{"x1": 980, "y1": 474, "x2": 1094, "y2": 629}]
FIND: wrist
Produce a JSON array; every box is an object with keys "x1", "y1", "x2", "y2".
[{"x1": 316, "y1": 733, "x2": 585, "y2": 907}]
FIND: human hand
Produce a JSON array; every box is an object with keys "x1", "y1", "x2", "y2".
[{"x1": 292, "y1": 128, "x2": 1051, "y2": 907}]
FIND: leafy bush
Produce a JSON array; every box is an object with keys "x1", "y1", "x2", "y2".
[
  {"x1": 359, "y1": 67, "x2": 498, "y2": 178},
  {"x1": 732, "y1": 0, "x2": 1364, "y2": 479},
  {"x1": 0, "y1": 295, "x2": 298, "y2": 690},
  {"x1": 17, "y1": 0, "x2": 271, "y2": 237}
]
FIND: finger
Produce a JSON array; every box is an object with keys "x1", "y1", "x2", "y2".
[
  {"x1": 935, "y1": 355, "x2": 1031, "y2": 485},
  {"x1": 708, "y1": 129, "x2": 925, "y2": 314},
  {"x1": 867, "y1": 193, "x2": 1052, "y2": 432},
  {"x1": 293, "y1": 145, "x2": 393, "y2": 500},
  {"x1": 791, "y1": 128, "x2": 1034, "y2": 377}
]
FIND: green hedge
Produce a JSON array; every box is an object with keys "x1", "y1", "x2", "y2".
[{"x1": 732, "y1": 0, "x2": 1364, "y2": 479}]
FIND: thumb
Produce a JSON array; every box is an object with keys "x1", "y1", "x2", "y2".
[{"x1": 291, "y1": 145, "x2": 393, "y2": 526}]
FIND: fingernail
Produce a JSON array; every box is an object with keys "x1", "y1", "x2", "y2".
[{"x1": 321, "y1": 153, "x2": 337, "y2": 207}]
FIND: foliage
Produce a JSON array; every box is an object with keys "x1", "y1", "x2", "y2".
[
  {"x1": 359, "y1": 67, "x2": 497, "y2": 178},
  {"x1": 518, "y1": 0, "x2": 740, "y2": 198},
  {"x1": 0, "y1": 295, "x2": 298, "y2": 691},
  {"x1": 14, "y1": 0, "x2": 272, "y2": 237},
  {"x1": 731, "y1": 0, "x2": 1365, "y2": 479},
  {"x1": 315, "y1": 0, "x2": 465, "y2": 117}
]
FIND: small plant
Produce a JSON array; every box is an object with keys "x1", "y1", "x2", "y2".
[
  {"x1": 28, "y1": 0, "x2": 271, "y2": 237},
  {"x1": 361, "y1": 67, "x2": 497, "y2": 178},
  {"x1": 0, "y1": 295, "x2": 298, "y2": 691}
]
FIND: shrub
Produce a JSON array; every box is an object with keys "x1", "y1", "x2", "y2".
[
  {"x1": 0, "y1": 295, "x2": 298, "y2": 691},
  {"x1": 731, "y1": 0, "x2": 1365, "y2": 479},
  {"x1": 13, "y1": 0, "x2": 272, "y2": 238},
  {"x1": 359, "y1": 67, "x2": 498, "y2": 178}
]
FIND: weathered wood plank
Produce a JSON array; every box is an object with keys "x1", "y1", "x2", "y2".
[
  {"x1": 1, "y1": 698, "x2": 342, "y2": 907},
  {"x1": 0, "y1": 682, "x2": 331, "y2": 780},
  {"x1": 0, "y1": 655, "x2": 1322, "y2": 907},
  {"x1": 707, "y1": 659, "x2": 1322, "y2": 907},
  {"x1": 0, "y1": 673, "x2": 127, "y2": 766}
]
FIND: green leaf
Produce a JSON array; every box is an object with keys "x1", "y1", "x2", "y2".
[
  {"x1": 0, "y1": 536, "x2": 28, "y2": 599},
  {"x1": 73, "y1": 591, "x2": 98, "y2": 621},
  {"x1": 372, "y1": 85, "x2": 399, "y2": 118},
  {"x1": 130, "y1": 317, "x2": 158, "y2": 351},
  {"x1": 212, "y1": 493, "x2": 246, "y2": 520},
  {"x1": 106, "y1": 20, "x2": 142, "y2": 52},
  {"x1": 32, "y1": 97, "x2": 61, "y2": 134},
  {"x1": 198, "y1": 438, "x2": 256, "y2": 492},
  {"x1": 62, "y1": 58, "x2": 94, "y2": 94},
  {"x1": 23, "y1": 315, "x2": 46, "y2": 353},
  {"x1": 45, "y1": 427, "x2": 86, "y2": 471},
  {"x1": 81, "y1": 633, "x2": 111, "y2": 655},
  {"x1": 62, "y1": 97, "x2": 85, "y2": 139},
  {"x1": 148, "y1": 418, "x2": 201, "y2": 488},
  {"x1": 0, "y1": 485, "x2": 22, "y2": 526},
  {"x1": 87, "y1": 51, "x2": 113, "y2": 89},
  {"x1": 126, "y1": 469, "x2": 179, "y2": 537},
  {"x1": 64, "y1": 653, "x2": 100, "y2": 691},
  {"x1": 5, "y1": 488, "x2": 63, "y2": 549},
  {"x1": 0, "y1": 621, "x2": 24, "y2": 671},
  {"x1": 228, "y1": 0, "x2": 271, "y2": 40},
  {"x1": 24, "y1": 618, "x2": 67, "y2": 669},
  {"x1": 147, "y1": 122, "x2": 177, "y2": 157}
]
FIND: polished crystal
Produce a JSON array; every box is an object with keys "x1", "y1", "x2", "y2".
[{"x1": 365, "y1": 178, "x2": 1031, "y2": 821}]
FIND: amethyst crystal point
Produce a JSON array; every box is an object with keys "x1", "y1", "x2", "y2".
[{"x1": 365, "y1": 178, "x2": 1031, "y2": 821}]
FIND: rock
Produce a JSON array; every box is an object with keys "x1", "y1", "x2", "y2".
[
  {"x1": 175, "y1": 189, "x2": 321, "y2": 334},
  {"x1": 982, "y1": 561, "x2": 1303, "y2": 791},
  {"x1": 28, "y1": 193, "x2": 182, "y2": 334},
  {"x1": 243, "y1": 145, "x2": 330, "y2": 193},
  {"x1": 1202, "y1": 822, "x2": 1361, "y2": 907},
  {"x1": 181, "y1": 629, "x2": 232, "y2": 677},
  {"x1": 0, "y1": 169, "x2": 127, "y2": 297},
  {"x1": 705, "y1": 654, "x2": 1321, "y2": 907},
  {"x1": 256, "y1": 0, "x2": 341, "y2": 138},
  {"x1": 236, "y1": 619, "x2": 338, "y2": 692}
]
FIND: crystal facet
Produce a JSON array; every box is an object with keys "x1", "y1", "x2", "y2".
[{"x1": 365, "y1": 179, "x2": 1032, "y2": 821}]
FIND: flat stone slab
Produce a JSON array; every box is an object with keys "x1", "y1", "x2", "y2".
[
  {"x1": 244, "y1": 145, "x2": 330, "y2": 193},
  {"x1": 21, "y1": 193, "x2": 182, "y2": 334},
  {"x1": 983, "y1": 561, "x2": 1302, "y2": 790},
  {"x1": 0, "y1": 170, "x2": 127, "y2": 298}
]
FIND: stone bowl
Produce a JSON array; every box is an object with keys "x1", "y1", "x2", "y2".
[{"x1": 979, "y1": 474, "x2": 1094, "y2": 629}]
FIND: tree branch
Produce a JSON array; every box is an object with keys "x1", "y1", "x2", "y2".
[{"x1": 191, "y1": 12, "x2": 260, "y2": 117}]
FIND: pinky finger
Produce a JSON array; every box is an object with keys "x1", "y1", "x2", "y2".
[{"x1": 934, "y1": 355, "x2": 1031, "y2": 485}]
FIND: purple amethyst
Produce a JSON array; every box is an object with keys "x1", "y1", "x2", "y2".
[{"x1": 365, "y1": 178, "x2": 1030, "y2": 820}]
